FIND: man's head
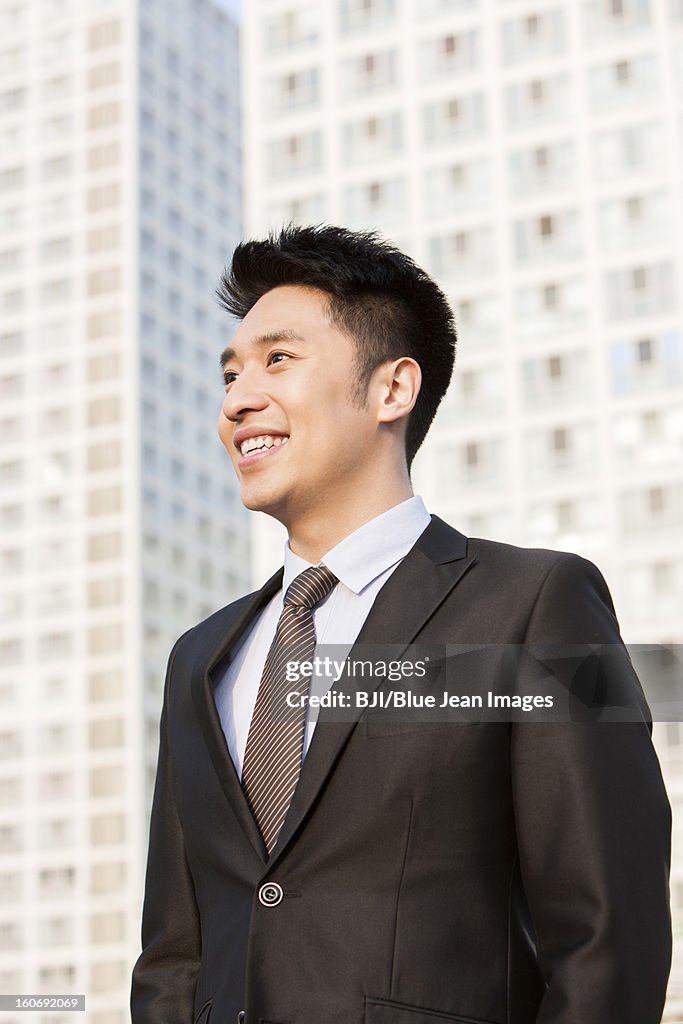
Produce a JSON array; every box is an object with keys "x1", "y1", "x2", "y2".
[{"x1": 217, "y1": 225, "x2": 456, "y2": 470}]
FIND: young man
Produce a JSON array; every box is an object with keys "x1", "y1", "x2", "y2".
[{"x1": 131, "y1": 226, "x2": 671, "y2": 1024}]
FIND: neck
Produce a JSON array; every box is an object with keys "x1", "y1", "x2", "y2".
[{"x1": 286, "y1": 478, "x2": 414, "y2": 564}]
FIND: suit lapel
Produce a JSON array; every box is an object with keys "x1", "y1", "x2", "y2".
[
  {"x1": 268, "y1": 516, "x2": 477, "y2": 866},
  {"x1": 190, "y1": 567, "x2": 284, "y2": 863}
]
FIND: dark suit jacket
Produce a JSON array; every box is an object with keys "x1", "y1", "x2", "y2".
[{"x1": 131, "y1": 517, "x2": 672, "y2": 1024}]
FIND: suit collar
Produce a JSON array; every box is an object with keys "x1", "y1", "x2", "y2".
[
  {"x1": 190, "y1": 568, "x2": 283, "y2": 862},
  {"x1": 190, "y1": 515, "x2": 475, "y2": 868},
  {"x1": 282, "y1": 494, "x2": 431, "y2": 597},
  {"x1": 269, "y1": 515, "x2": 476, "y2": 864}
]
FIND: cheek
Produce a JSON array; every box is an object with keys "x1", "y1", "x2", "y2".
[{"x1": 216, "y1": 409, "x2": 235, "y2": 457}]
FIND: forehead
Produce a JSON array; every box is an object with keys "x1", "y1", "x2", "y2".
[
  {"x1": 238, "y1": 284, "x2": 332, "y2": 336},
  {"x1": 222, "y1": 284, "x2": 354, "y2": 366}
]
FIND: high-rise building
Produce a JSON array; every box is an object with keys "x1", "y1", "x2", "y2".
[
  {"x1": 0, "y1": 1, "x2": 244, "y2": 1021},
  {"x1": 241, "y1": 0, "x2": 683, "y2": 1014}
]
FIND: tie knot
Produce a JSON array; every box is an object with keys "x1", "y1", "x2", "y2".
[{"x1": 284, "y1": 564, "x2": 338, "y2": 612}]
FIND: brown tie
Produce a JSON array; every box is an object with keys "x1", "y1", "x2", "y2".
[{"x1": 242, "y1": 564, "x2": 338, "y2": 854}]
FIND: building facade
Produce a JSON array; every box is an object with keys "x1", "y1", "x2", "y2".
[
  {"x1": 0, "y1": 1, "x2": 245, "y2": 1021},
  {"x1": 241, "y1": 0, "x2": 683, "y2": 1014}
]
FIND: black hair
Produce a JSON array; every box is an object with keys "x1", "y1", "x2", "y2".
[{"x1": 216, "y1": 224, "x2": 456, "y2": 469}]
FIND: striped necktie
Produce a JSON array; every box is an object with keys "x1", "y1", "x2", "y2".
[{"x1": 242, "y1": 564, "x2": 339, "y2": 854}]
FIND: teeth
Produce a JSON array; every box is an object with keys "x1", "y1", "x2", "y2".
[{"x1": 240, "y1": 435, "x2": 288, "y2": 457}]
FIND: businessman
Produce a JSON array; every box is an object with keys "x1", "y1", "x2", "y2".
[{"x1": 131, "y1": 225, "x2": 672, "y2": 1024}]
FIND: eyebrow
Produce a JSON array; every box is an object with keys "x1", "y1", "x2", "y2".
[{"x1": 218, "y1": 330, "x2": 306, "y2": 369}]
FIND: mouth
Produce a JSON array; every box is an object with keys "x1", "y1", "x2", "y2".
[{"x1": 237, "y1": 434, "x2": 289, "y2": 469}]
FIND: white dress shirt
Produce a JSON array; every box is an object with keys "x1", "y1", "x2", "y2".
[{"x1": 214, "y1": 495, "x2": 431, "y2": 779}]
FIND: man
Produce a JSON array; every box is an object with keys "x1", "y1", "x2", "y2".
[{"x1": 131, "y1": 226, "x2": 671, "y2": 1024}]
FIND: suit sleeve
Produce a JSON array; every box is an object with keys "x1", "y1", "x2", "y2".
[
  {"x1": 130, "y1": 635, "x2": 201, "y2": 1023},
  {"x1": 511, "y1": 554, "x2": 672, "y2": 1024}
]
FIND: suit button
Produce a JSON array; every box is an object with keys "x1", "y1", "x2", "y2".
[
  {"x1": 237, "y1": 1013, "x2": 245, "y2": 1023},
  {"x1": 258, "y1": 881, "x2": 283, "y2": 906}
]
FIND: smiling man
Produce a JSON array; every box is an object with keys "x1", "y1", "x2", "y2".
[
  {"x1": 217, "y1": 283, "x2": 422, "y2": 561},
  {"x1": 131, "y1": 226, "x2": 671, "y2": 1024}
]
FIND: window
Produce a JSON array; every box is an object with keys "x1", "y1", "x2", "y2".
[
  {"x1": 0, "y1": 166, "x2": 25, "y2": 193},
  {"x1": 605, "y1": 262, "x2": 674, "y2": 319},
  {"x1": 343, "y1": 112, "x2": 402, "y2": 163},
  {"x1": 539, "y1": 215, "x2": 554, "y2": 237},
  {"x1": 88, "y1": 142, "x2": 120, "y2": 171},
  {"x1": 89, "y1": 861, "x2": 126, "y2": 894},
  {"x1": 264, "y1": 5, "x2": 320, "y2": 52},
  {"x1": 40, "y1": 237, "x2": 72, "y2": 263},
  {"x1": 88, "y1": 224, "x2": 120, "y2": 253},
  {"x1": 88, "y1": 102, "x2": 120, "y2": 130},
  {"x1": 87, "y1": 441, "x2": 121, "y2": 471},
  {"x1": 89, "y1": 814, "x2": 126, "y2": 845},
  {"x1": 87, "y1": 532, "x2": 122, "y2": 561},
  {"x1": 593, "y1": 121, "x2": 663, "y2": 179},
  {"x1": 87, "y1": 485, "x2": 122, "y2": 516},
  {"x1": 626, "y1": 196, "x2": 641, "y2": 220},
  {"x1": 0, "y1": 373, "x2": 22, "y2": 397},
  {"x1": 552, "y1": 427, "x2": 568, "y2": 452},
  {"x1": 39, "y1": 867, "x2": 75, "y2": 896},
  {"x1": 41, "y1": 818, "x2": 73, "y2": 849},
  {"x1": 465, "y1": 442, "x2": 479, "y2": 467},
  {"x1": 41, "y1": 155, "x2": 71, "y2": 181},
  {"x1": 88, "y1": 309, "x2": 121, "y2": 339},
  {"x1": 87, "y1": 183, "x2": 120, "y2": 212},
  {"x1": 548, "y1": 355, "x2": 563, "y2": 379},
  {"x1": 40, "y1": 278, "x2": 71, "y2": 304},
  {"x1": 265, "y1": 131, "x2": 323, "y2": 180},
  {"x1": 88, "y1": 671, "x2": 122, "y2": 703},
  {"x1": 88, "y1": 19, "x2": 121, "y2": 50},
  {"x1": 531, "y1": 80, "x2": 544, "y2": 103},
  {"x1": 87, "y1": 395, "x2": 120, "y2": 427},
  {"x1": 339, "y1": 0, "x2": 397, "y2": 33},
  {"x1": 0, "y1": 826, "x2": 21, "y2": 853},
  {"x1": 341, "y1": 48, "x2": 398, "y2": 97},
  {"x1": 419, "y1": 29, "x2": 479, "y2": 81},
  {"x1": 88, "y1": 623, "x2": 124, "y2": 655},
  {"x1": 90, "y1": 961, "x2": 127, "y2": 993},
  {"x1": 88, "y1": 718, "x2": 124, "y2": 750},
  {"x1": 589, "y1": 53, "x2": 658, "y2": 112},
  {"x1": 88, "y1": 267, "x2": 121, "y2": 296},
  {"x1": 638, "y1": 337, "x2": 653, "y2": 363},
  {"x1": 501, "y1": 8, "x2": 566, "y2": 64},
  {"x1": 87, "y1": 352, "x2": 121, "y2": 382},
  {"x1": 423, "y1": 93, "x2": 486, "y2": 144},
  {"x1": 268, "y1": 67, "x2": 319, "y2": 114},
  {"x1": 505, "y1": 74, "x2": 570, "y2": 129},
  {"x1": 0, "y1": 331, "x2": 22, "y2": 356},
  {"x1": 89, "y1": 61, "x2": 120, "y2": 89}
]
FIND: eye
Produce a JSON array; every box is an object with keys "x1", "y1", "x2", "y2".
[
  {"x1": 223, "y1": 370, "x2": 237, "y2": 387},
  {"x1": 268, "y1": 351, "x2": 290, "y2": 366}
]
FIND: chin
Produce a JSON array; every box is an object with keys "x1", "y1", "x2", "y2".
[{"x1": 240, "y1": 486, "x2": 286, "y2": 517}]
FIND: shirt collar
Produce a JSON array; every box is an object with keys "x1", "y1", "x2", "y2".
[{"x1": 282, "y1": 495, "x2": 431, "y2": 598}]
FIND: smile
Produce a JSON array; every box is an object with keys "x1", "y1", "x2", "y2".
[{"x1": 238, "y1": 435, "x2": 289, "y2": 467}]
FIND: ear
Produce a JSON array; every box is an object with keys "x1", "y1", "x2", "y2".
[{"x1": 375, "y1": 358, "x2": 422, "y2": 425}]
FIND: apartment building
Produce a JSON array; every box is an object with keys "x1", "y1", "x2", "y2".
[{"x1": 0, "y1": 1, "x2": 244, "y2": 1021}]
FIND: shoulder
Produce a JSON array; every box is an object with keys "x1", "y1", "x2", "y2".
[
  {"x1": 427, "y1": 515, "x2": 602, "y2": 585},
  {"x1": 467, "y1": 535, "x2": 605, "y2": 585},
  {"x1": 167, "y1": 572, "x2": 281, "y2": 674},
  {"x1": 469, "y1": 537, "x2": 614, "y2": 617},
  {"x1": 174, "y1": 587, "x2": 264, "y2": 653}
]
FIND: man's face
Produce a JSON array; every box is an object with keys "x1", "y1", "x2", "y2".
[{"x1": 217, "y1": 285, "x2": 381, "y2": 527}]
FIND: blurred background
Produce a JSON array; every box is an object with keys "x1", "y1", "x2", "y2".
[{"x1": 0, "y1": 0, "x2": 681, "y2": 1020}]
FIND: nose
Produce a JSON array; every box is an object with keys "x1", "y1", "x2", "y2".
[{"x1": 221, "y1": 368, "x2": 269, "y2": 423}]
